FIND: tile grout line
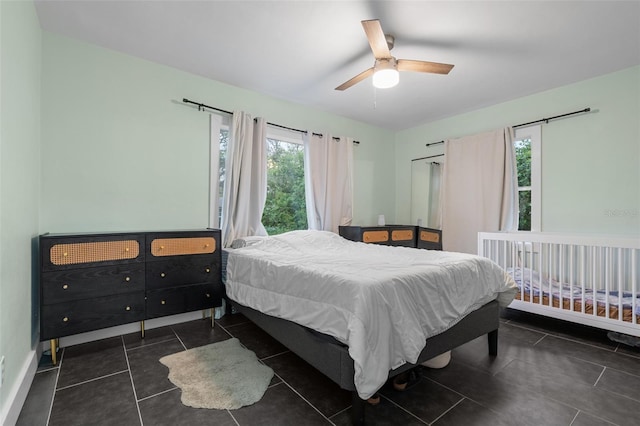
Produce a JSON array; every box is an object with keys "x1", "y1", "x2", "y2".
[
  {"x1": 428, "y1": 397, "x2": 465, "y2": 426},
  {"x1": 121, "y1": 335, "x2": 144, "y2": 426},
  {"x1": 45, "y1": 348, "x2": 65, "y2": 426},
  {"x1": 376, "y1": 393, "x2": 430, "y2": 425},
  {"x1": 272, "y1": 374, "x2": 337, "y2": 425},
  {"x1": 136, "y1": 386, "x2": 178, "y2": 403},
  {"x1": 55, "y1": 369, "x2": 130, "y2": 391}
]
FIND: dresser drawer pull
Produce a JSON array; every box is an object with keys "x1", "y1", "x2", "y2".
[
  {"x1": 125, "y1": 306, "x2": 131, "y2": 311},
  {"x1": 124, "y1": 276, "x2": 131, "y2": 282},
  {"x1": 205, "y1": 268, "x2": 210, "y2": 273},
  {"x1": 62, "y1": 284, "x2": 69, "y2": 290},
  {"x1": 63, "y1": 317, "x2": 69, "y2": 322},
  {"x1": 160, "y1": 272, "x2": 166, "y2": 278},
  {"x1": 161, "y1": 300, "x2": 166, "y2": 305},
  {"x1": 206, "y1": 293, "x2": 211, "y2": 298}
]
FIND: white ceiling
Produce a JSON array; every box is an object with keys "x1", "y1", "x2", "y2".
[{"x1": 34, "y1": 0, "x2": 640, "y2": 131}]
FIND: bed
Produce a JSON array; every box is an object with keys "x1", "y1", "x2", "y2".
[
  {"x1": 225, "y1": 230, "x2": 517, "y2": 424},
  {"x1": 478, "y1": 232, "x2": 640, "y2": 337}
]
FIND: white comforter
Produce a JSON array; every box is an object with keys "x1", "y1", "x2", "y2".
[{"x1": 225, "y1": 230, "x2": 516, "y2": 399}]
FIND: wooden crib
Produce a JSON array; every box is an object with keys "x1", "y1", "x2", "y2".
[{"x1": 478, "y1": 232, "x2": 640, "y2": 337}]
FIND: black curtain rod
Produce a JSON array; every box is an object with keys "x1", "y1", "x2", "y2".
[
  {"x1": 182, "y1": 98, "x2": 360, "y2": 144},
  {"x1": 183, "y1": 98, "x2": 233, "y2": 115},
  {"x1": 425, "y1": 107, "x2": 591, "y2": 147},
  {"x1": 412, "y1": 154, "x2": 444, "y2": 161},
  {"x1": 512, "y1": 107, "x2": 591, "y2": 128}
]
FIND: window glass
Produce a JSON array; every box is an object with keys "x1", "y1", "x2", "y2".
[
  {"x1": 262, "y1": 138, "x2": 307, "y2": 235},
  {"x1": 217, "y1": 129, "x2": 228, "y2": 228},
  {"x1": 514, "y1": 125, "x2": 541, "y2": 231},
  {"x1": 515, "y1": 137, "x2": 532, "y2": 230}
]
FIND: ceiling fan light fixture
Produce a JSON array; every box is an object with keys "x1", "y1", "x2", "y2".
[{"x1": 372, "y1": 58, "x2": 399, "y2": 89}]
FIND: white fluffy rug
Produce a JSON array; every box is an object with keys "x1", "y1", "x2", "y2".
[{"x1": 159, "y1": 338, "x2": 274, "y2": 410}]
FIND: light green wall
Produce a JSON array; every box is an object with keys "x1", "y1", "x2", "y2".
[
  {"x1": 395, "y1": 66, "x2": 640, "y2": 236},
  {"x1": 0, "y1": 0, "x2": 41, "y2": 422},
  {"x1": 40, "y1": 33, "x2": 396, "y2": 233}
]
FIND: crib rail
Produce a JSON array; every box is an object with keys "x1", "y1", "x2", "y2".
[{"x1": 478, "y1": 232, "x2": 640, "y2": 337}]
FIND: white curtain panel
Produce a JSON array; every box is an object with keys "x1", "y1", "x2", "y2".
[
  {"x1": 303, "y1": 133, "x2": 354, "y2": 233},
  {"x1": 441, "y1": 127, "x2": 518, "y2": 254},
  {"x1": 220, "y1": 112, "x2": 268, "y2": 247}
]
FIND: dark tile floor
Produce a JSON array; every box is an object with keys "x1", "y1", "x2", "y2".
[{"x1": 16, "y1": 309, "x2": 640, "y2": 426}]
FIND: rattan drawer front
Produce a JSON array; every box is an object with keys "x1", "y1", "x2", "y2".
[
  {"x1": 420, "y1": 230, "x2": 440, "y2": 243},
  {"x1": 362, "y1": 230, "x2": 389, "y2": 243},
  {"x1": 392, "y1": 229, "x2": 414, "y2": 241},
  {"x1": 151, "y1": 237, "x2": 216, "y2": 257},
  {"x1": 50, "y1": 240, "x2": 140, "y2": 266}
]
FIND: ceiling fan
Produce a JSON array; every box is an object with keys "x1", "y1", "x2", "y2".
[{"x1": 335, "y1": 19, "x2": 454, "y2": 91}]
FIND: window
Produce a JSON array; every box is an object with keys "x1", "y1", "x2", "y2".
[
  {"x1": 209, "y1": 117, "x2": 307, "y2": 235},
  {"x1": 216, "y1": 128, "x2": 228, "y2": 228},
  {"x1": 209, "y1": 114, "x2": 229, "y2": 229},
  {"x1": 514, "y1": 125, "x2": 541, "y2": 231},
  {"x1": 263, "y1": 128, "x2": 307, "y2": 235}
]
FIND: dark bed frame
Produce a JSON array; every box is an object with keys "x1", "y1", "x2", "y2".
[{"x1": 232, "y1": 300, "x2": 500, "y2": 425}]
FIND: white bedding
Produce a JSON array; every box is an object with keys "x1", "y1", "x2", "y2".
[{"x1": 225, "y1": 230, "x2": 517, "y2": 399}]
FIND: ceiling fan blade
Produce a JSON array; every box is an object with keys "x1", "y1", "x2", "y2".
[
  {"x1": 335, "y1": 67, "x2": 374, "y2": 91},
  {"x1": 397, "y1": 59, "x2": 454, "y2": 75},
  {"x1": 361, "y1": 19, "x2": 391, "y2": 59}
]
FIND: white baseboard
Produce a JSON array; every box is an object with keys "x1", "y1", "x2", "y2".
[{"x1": 1, "y1": 349, "x2": 38, "y2": 426}]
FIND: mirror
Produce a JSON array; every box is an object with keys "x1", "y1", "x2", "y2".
[{"x1": 410, "y1": 157, "x2": 443, "y2": 228}]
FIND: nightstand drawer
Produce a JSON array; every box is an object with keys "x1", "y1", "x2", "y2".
[
  {"x1": 41, "y1": 265, "x2": 145, "y2": 304},
  {"x1": 340, "y1": 225, "x2": 417, "y2": 247},
  {"x1": 146, "y1": 257, "x2": 219, "y2": 290},
  {"x1": 417, "y1": 227, "x2": 443, "y2": 250},
  {"x1": 146, "y1": 284, "x2": 220, "y2": 319},
  {"x1": 41, "y1": 293, "x2": 145, "y2": 340}
]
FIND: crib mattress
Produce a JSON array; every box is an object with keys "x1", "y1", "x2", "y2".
[{"x1": 509, "y1": 267, "x2": 640, "y2": 323}]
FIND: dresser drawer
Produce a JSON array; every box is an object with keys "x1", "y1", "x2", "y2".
[
  {"x1": 41, "y1": 292, "x2": 145, "y2": 340},
  {"x1": 146, "y1": 257, "x2": 219, "y2": 290},
  {"x1": 41, "y1": 264, "x2": 145, "y2": 304},
  {"x1": 41, "y1": 234, "x2": 145, "y2": 272},
  {"x1": 146, "y1": 284, "x2": 220, "y2": 319}
]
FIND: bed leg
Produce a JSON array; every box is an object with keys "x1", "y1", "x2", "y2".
[
  {"x1": 351, "y1": 392, "x2": 366, "y2": 426},
  {"x1": 488, "y1": 329, "x2": 498, "y2": 356}
]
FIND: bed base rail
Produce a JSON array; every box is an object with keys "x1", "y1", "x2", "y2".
[
  {"x1": 479, "y1": 232, "x2": 640, "y2": 337},
  {"x1": 234, "y1": 300, "x2": 499, "y2": 425}
]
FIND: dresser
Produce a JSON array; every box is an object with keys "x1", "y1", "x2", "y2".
[
  {"x1": 39, "y1": 229, "x2": 222, "y2": 364},
  {"x1": 339, "y1": 225, "x2": 442, "y2": 250}
]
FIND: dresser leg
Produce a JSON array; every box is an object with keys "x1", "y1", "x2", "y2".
[
  {"x1": 210, "y1": 308, "x2": 215, "y2": 328},
  {"x1": 50, "y1": 339, "x2": 58, "y2": 365},
  {"x1": 140, "y1": 320, "x2": 145, "y2": 339}
]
